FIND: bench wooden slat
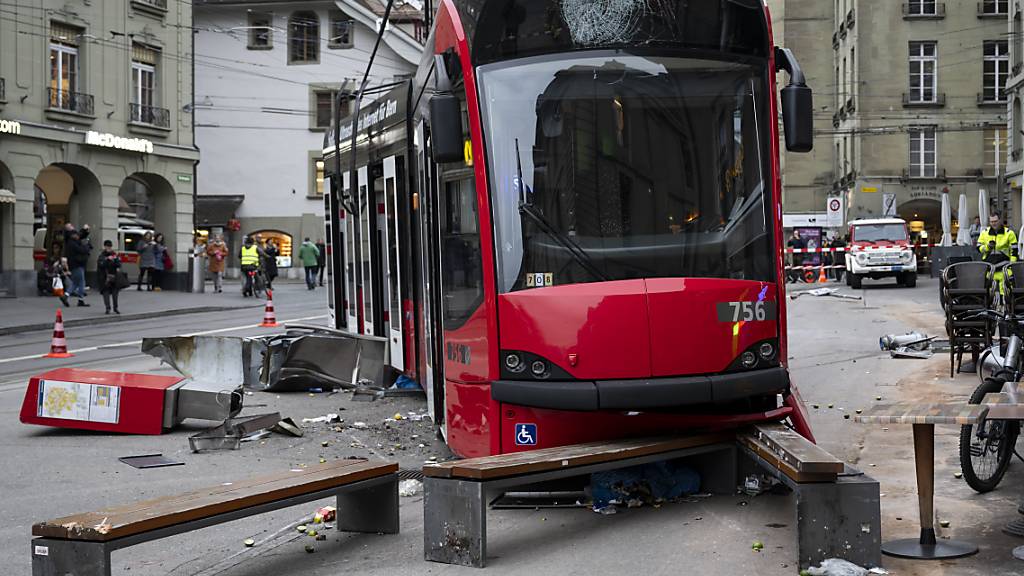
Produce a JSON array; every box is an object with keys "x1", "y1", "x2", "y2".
[
  {"x1": 33, "y1": 459, "x2": 396, "y2": 542},
  {"x1": 423, "y1": 433, "x2": 732, "y2": 480},
  {"x1": 751, "y1": 423, "x2": 843, "y2": 474},
  {"x1": 738, "y1": 434, "x2": 838, "y2": 483}
]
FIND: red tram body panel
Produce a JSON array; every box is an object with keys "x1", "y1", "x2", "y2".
[{"x1": 323, "y1": 0, "x2": 815, "y2": 457}]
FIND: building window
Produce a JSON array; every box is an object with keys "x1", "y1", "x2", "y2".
[
  {"x1": 328, "y1": 11, "x2": 354, "y2": 49},
  {"x1": 313, "y1": 159, "x2": 325, "y2": 196},
  {"x1": 980, "y1": 0, "x2": 1008, "y2": 15},
  {"x1": 248, "y1": 12, "x2": 273, "y2": 49},
  {"x1": 49, "y1": 23, "x2": 80, "y2": 111},
  {"x1": 288, "y1": 11, "x2": 319, "y2": 64},
  {"x1": 984, "y1": 126, "x2": 1007, "y2": 176},
  {"x1": 983, "y1": 40, "x2": 1009, "y2": 103},
  {"x1": 906, "y1": 0, "x2": 937, "y2": 15},
  {"x1": 131, "y1": 43, "x2": 156, "y2": 111},
  {"x1": 909, "y1": 127, "x2": 937, "y2": 178},
  {"x1": 909, "y1": 41, "x2": 937, "y2": 104},
  {"x1": 312, "y1": 89, "x2": 352, "y2": 129}
]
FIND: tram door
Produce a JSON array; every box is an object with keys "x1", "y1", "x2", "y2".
[
  {"x1": 343, "y1": 171, "x2": 358, "y2": 332},
  {"x1": 323, "y1": 193, "x2": 336, "y2": 328},
  {"x1": 416, "y1": 121, "x2": 445, "y2": 425},
  {"x1": 382, "y1": 156, "x2": 404, "y2": 371},
  {"x1": 358, "y1": 165, "x2": 374, "y2": 336}
]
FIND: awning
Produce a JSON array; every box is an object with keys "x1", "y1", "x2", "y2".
[
  {"x1": 0, "y1": 189, "x2": 15, "y2": 204},
  {"x1": 195, "y1": 195, "x2": 244, "y2": 227}
]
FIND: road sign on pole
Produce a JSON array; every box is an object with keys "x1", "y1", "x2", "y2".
[
  {"x1": 882, "y1": 193, "x2": 897, "y2": 218},
  {"x1": 827, "y1": 196, "x2": 844, "y2": 228}
]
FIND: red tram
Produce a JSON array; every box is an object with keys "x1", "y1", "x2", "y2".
[{"x1": 322, "y1": 0, "x2": 816, "y2": 457}]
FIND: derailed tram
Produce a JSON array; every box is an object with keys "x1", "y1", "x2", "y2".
[{"x1": 322, "y1": 0, "x2": 816, "y2": 458}]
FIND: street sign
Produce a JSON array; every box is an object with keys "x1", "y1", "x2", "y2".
[
  {"x1": 882, "y1": 193, "x2": 897, "y2": 217},
  {"x1": 826, "y1": 196, "x2": 844, "y2": 228}
]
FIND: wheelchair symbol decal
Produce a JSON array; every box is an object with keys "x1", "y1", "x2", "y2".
[{"x1": 515, "y1": 423, "x2": 537, "y2": 446}]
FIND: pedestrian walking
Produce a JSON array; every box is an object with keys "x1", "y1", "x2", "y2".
[
  {"x1": 239, "y1": 235, "x2": 260, "y2": 297},
  {"x1": 98, "y1": 240, "x2": 122, "y2": 314},
  {"x1": 263, "y1": 239, "x2": 279, "y2": 291},
  {"x1": 298, "y1": 237, "x2": 320, "y2": 290},
  {"x1": 152, "y1": 233, "x2": 168, "y2": 291},
  {"x1": 50, "y1": 256, "x2": 71, "y2": 307},
  {"x1": 969, "y1": 216, "x2": 983, "y2": 247},
  {"x1": 137, "y1": 231, "x2": 156, "y2": 291},
  {"x1": 315, "y1": 238, "x2": 326, "y2": 286},
  {"x1": 66, "y1": 228, "x2": 92, "y2": 307},
  {"x1": 206, "y1": 233, "x2": 227, "y2": 293},
  {"x1": 786, "y1": 230, "x2": 805, "y2": 283},
  {"x1": 830, "y1": 234, "x2": 847, "y2": 282}
]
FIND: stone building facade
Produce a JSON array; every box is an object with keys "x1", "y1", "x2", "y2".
[{"x1": 0, "y1": 0, "x2": 198, "y2": 296}]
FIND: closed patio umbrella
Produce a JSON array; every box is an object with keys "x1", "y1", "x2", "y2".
[
  {"x1": 956, "y1": 193, "x2": 969, "y2": 246},
  {"x1": 941, "y1": 191, "x2": 952, "y2": 247},
  {"x1": 979, "y1": 189, "x2": 990, "y2": 226}
]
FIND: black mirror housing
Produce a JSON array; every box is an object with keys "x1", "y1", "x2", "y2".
[
  {"x1": 430, "y1": 94, "x2": 464, "y2": 164},
  {"x1": 775, "y1": 47, "x2": 814, "y2": 154},
  {"x1": 782, "y1": 84, "x2": 813, "y2": 153}
]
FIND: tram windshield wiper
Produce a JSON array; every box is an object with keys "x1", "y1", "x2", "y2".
[{"x1": 514, "y1": 138, "x2": 609, "y2": 282}]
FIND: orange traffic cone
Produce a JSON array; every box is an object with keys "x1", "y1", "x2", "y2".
[
  {"x1": 43, "y1": 309, "x2": 74, "y2": 358},
  {"x1": 260, "y1": 290, "x2": 278, "y2": 327},
  {"x1": 818, "y1": 265, "x2": 828, "y2": 283}
]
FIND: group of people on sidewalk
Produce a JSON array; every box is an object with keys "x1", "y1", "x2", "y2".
[
  {"x1": 44, "y1": 222, "x2": 134, "y2": 314},
  {"x1": 199, "y1": 233, "x2": 325, "y2": 297},
  {"x1": 135, "y1": 231, "x2": 171, "y2": 292}
]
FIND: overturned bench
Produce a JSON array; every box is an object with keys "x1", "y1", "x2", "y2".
[
  {"x1": 32, "y1": 459, "x2": 399, "y2": 576},
  {"x1": 423, "y1": 427, "x2": 881, "y2": 569}
]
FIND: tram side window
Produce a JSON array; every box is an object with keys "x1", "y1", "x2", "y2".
[{"x1": 440, "y1": 175, "x2": 483, "y2": 327}]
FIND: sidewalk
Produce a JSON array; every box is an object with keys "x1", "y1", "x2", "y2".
[{"x1": 0, "y1": 280, "x2": 310, "y2": 335}]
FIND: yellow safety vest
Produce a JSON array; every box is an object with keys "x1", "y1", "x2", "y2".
[
  {"x1": 978, "y1": 226, "x2": 1018, "y2": 262},
  {"x1": 240, "y1": 245, "x2": 260, "y2": 266}
]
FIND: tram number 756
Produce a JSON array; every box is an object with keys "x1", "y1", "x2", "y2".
[{"x1": 717, "y1": 301, "x2": 776, "y2": 323}]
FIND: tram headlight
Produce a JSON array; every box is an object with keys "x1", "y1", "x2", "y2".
[
  {"x1": 531, "y1": 360, "x2": 548, "y2": 377},
  {"x1": 741, "y1": 351, "x2": 758, "y2": 369},
  {"x1": 505, "y1": 353, "x2": 524, "y2": 373},
  {"x1": 758, "y1": 342, "x2": 776, "y2": 361}
]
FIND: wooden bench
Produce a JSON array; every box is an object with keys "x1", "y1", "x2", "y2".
[
  {"x1": 423, "y1": 427, "x2": 881, "y2": 569},
  {"x1": 31, "y1": 459, "x2": 399, "y2": 576},
  {"x1": 737, "y1": 424, "x2": 881, "y2": 569},
  {"x1": 422, "y1": 433, "x2": 737, "y2": 567}
]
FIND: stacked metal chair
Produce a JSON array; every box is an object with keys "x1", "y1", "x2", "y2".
[{"x1": 942, "y1": 261, "x2": 994, "y2": 377}]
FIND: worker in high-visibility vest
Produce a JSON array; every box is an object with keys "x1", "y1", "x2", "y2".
[
  {"x1": 239, "y1": 236, "x2": 261, "y2": 297},
  {"x1": 978, "y1": 212, "x2": 1018, "y2": 295}
]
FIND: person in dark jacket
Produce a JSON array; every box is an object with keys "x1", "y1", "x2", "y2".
[
  {"x1": 151, "y1": 233, "x2": 167, "y2": 291},
  {"x1": 263, "y1": 239, "x2": 279, "y2": 291},
  {"x1": 137, "y1": 231, "x2": 156, "y2": 291},
  {"x1": 97, "y1": 240, "x2": 122, "y2": 314},
  {"x1": 315, "y1": 238, "x2": 326, "y2": 286},
  {"x1": 66, "y1": 229, "x2": 92, "y2": 306}
]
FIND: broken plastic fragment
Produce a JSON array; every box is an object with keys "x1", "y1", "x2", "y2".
[
  {"x1": 244, "y1": 538, "x2": 255, "y2": 547},
  {"x1": 752, "y1": 541, "x2": 764, "y2": 552}
]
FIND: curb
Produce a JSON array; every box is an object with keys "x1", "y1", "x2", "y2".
[{"x1": 0, "y1": 304, "x2": 265, "y2": 336}]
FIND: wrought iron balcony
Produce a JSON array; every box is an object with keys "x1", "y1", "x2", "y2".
[
  {"x1": 132, "y1": 0, "x2": 167, "y2": 9},
  {"x1": 130, "y1": 103, "x2": 170, "y2": 128},
  {"x1": 47, "y1": 88, "x2": 94, "y2": 115},
  {"x1": 902, "y1": 92, "x2": 946, "y2": 107}
]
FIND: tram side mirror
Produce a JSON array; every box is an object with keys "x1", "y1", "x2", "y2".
[
  {"x1": 430, "y1": 94, "x2": 464, "y2": 164},
  {"x1": 776, "y1": 47, "x2": 814, "y2": 153}
]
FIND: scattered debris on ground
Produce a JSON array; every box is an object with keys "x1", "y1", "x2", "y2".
[
  {"x1": 880, "y1": 331, "x2": 936, "y2": 359},
  {"x1": 590, "y1": 460, "x2": 700, "y2": 513},
  {"x1": 118, "y1": 454, "x2": 185, "y2": 469},
  {"x1": 399, "y1": 479, "x2": 423, "y2": 497},
  {"x1": 790, "y1": 288, "x2": 862, "y2": 301},
  {"x1": 802, "y1": 558, "x2": 889, "y2": 576}
]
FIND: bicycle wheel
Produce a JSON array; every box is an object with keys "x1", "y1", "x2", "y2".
[{"x1": 959, "y1": 377, "x2": 1019, "y2": 493}]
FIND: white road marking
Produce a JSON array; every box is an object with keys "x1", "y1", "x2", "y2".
[{"x1": 0, "y1": 315, "x2": 327, "y2": 365}]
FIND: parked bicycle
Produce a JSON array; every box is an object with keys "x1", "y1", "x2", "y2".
[
  {"x1": 242, "y1": 266, "x2": 267, "y2": 299},
  {"x1": 957, "y1": 262, "x2": 1024, "y2": 493}
]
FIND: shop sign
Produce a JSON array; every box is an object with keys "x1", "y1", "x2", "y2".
[
  {"x1": 85, "y1": 131, "x2": 154, "y2": 154},
  {"x1": 0, "y1": 118, "x2": 22, "y2": 135},
  {"x1": 882, "y1": 193, "x2": 897, "y2": 217},
  {"x1": 908, "y1": 185, "x2": 941, "y2": 201},
  {"x1": 861, "y1": 186, "x2": 878, "y2": 193}
]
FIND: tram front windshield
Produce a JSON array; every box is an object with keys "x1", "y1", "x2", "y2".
[{"x1": 479, "y1": 52, "x2": 774, "y2": 293}]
